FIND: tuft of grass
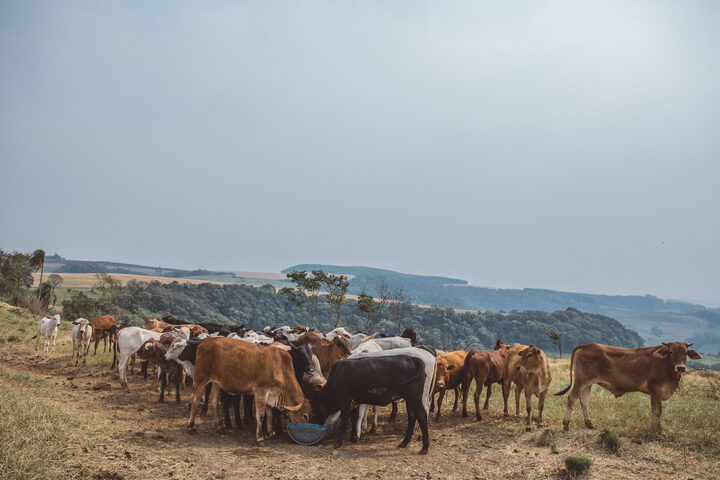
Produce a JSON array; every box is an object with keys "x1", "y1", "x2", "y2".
[
  {"x1": 6, "y1": 335, "x2": 20, "y2": 343},
  {"x1": 550, "y1": 443, "x2": 559, "y2": 454},
  {"x1": 536, "y1": 428, "x2": 556, "y2": 447},
  {"x1": 599, "y1": 428, "x2": 621, "y2": 454},
  {"x1": 564, "y1": 456, "x2": 593, "y2": 478}
]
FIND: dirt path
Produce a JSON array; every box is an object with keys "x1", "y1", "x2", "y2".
[{"x1": 2, "y1": 348, "x2": 717, "y2": 480}]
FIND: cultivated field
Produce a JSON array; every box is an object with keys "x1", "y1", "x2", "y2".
[{"x1": 1, "y1": 306, "x2": 719, "y2": 480}]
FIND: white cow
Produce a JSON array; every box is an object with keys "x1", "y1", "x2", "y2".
[
  {"x1": 349, "y1": 340, "x2": 383, "y2": 437},
  {"x1": 35, "y1": 314, "x2": 61, "y2": 353},
  {"x1": 115, "y1": 327, "x2": 162, "y2": 388},
  {"x1": 71, "y1": 318, "x2": 93, "y2": 366}
]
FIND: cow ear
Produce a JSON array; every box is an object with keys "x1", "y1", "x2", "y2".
[
  {"x1": 687, "y1": 349, "x2": 701, "y2": 360},
  {"x1": 653, "y1": 347, "x2": 670, "y2": 358},
  {"x1": 447, "y1": 365, "x2": 456, "y2": 371}
]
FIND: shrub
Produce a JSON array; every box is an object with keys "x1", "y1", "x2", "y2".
[
  {"x1": 564, "y1": 456, "x2": 593, "y2": 478},
  {"x1": 536, "y1": 428, "x2": 556, "y2": 447},
  {"x1": 599, "y1": 429, "x2": 621, "y2": 454}
]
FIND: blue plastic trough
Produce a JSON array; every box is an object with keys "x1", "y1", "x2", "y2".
[{"x1": 286, "y1": 418, "x2": 342, "y2": 446}]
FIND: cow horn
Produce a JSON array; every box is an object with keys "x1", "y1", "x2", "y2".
[
  {"x1": 284, "y1": 403, "x2": 303, "y2": 412},
  {"x1": 686, "y1": 342, "x2": 694, "y2": 347},
  {"x1": 662, "y1": 342, "x2": 670, "y2": 347}
]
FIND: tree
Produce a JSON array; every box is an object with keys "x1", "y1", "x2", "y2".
[
  {"x1": 37, "y1": 281, "x2": 55, "y2": 311},
  {"x1": 441, "y1": 315, "x2": 453, "y2": 351},
  {"x1": 390, "y1": 288, "x2": 408, "y2": 335},
  {"x1": 28, "y1": 249, "x2": 46, "y2": 301},
  {"x1": 280, "y1": 270, "x2": 323, "y2": 329},
  {"x1": 320, "y1": 272, "x2": 349, "y2": 329},
  {"x1": 0, "y1": 250, "x2": 33, "y2": 305},
  {"x1": 545, "y1": 327, "x2": 562, "y2": 358},
  {"x1": 95, "y1": 272, "x2": 122, "y2": 298},
  {"x1": 357, "y1": 291, "x2": 380, "y2": 333},
  {"x1": 48, "y1": 274, "x2": 63, "y2": 306}
]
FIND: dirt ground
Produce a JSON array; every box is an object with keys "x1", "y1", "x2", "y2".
[{"x1": 2, "y1": 346, "x2": 717, "y2": 480}]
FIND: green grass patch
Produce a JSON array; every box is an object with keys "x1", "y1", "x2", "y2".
[
  {"x1": 0, "y1": 366, "x2": 91, "y2": 480},
  {"x1": 599, "y1": 429, "x2": 621, "y2": 454},
  {"x1": 564, "y1": 456, "x2": 593, "y2": 478}
]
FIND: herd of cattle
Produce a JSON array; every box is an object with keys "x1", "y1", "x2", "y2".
[{"x1": 34, "y1": 313, "x2": 702, "y2": 454}]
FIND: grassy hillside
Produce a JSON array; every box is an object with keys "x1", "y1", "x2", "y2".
[{"x1": 0, "y1": 305, "x2": 718, "y2": 480}]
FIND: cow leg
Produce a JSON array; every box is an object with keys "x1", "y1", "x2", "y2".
[
  {"x1": 350, "y1": 407, "x2": 359, "y2": 443},
  {"x1": 650, "y1": 394, "x2": 662, "y2": 431},
  {"x1": 371, "y1": 406, "x2": 378, "y2": 433},
  {"x1": 483, "y1": 383, "x2": 492, "y2": 410},
  {"x1": 435, "y1": 388, "x2": 446, "y2": 421},
  {"x1": 579, "y1": 385, "x2": 594, "y2": 429},
  {"x1": 94, "y1": 338, "x2": 99, "y2": 355},
  {"x1": 129, "y1": 355, "x2": 136, "y2": 374},
  {"x1": 254, "y1": 398, "x2": 268, "y2": 445},
  {"x1": 502, "y1": 379, "x2": 511, "y2": 416},
  {"x1": 356, "y1": 405, "x2": 367, "y2": 439},
  {"x1": 388, "y1": 401, "x2": 398, "y2": 423},
  {"x1": 536, "y1": 390, "x2": 547, "y2": 429},
  {"x1": 220, "y1": 391, "x2": 232, "y2": 429},
  {"x1": 416, "y1": 401, "x2": 430, "y2": 455},
  {"x1": 188, "y1": 380, "x2": 208, "y2": 432},
  {"x1": 233, "y1": 395, "x2": 242, "y2": 429},
  {"x1": 398, "y1": 400, "x2": 418, "y2": 449},
  {"x1": 271, "y1": 408, "x2": 282, "y2": 437},
  {"x1": 174, "y1": 370, "x2": 182, "y2": 403},
  {"x1": 335, "y1": 403, "x2": 351, "y2": 448},
  {"x1": 140, "y1": 361, "x2": 149, "y2": 380},
  {"x1": 429, "y1": 393, "x2": 435, "y2": 412},
  {"x1": 52, "y1": 331, "x2": 57, "y2": 352},
  {"x1": 210, "y1": 384, "x2": 226, "y2": 433},
  {"x1": 515, "y1": 383, "x2": 523, "y2": 415},
  {"x1": 201, "y1": 383, "x2": 212, "y2": 415},
  {"x1": 158, "y1": 369, "x2": 167, "y2": 403},
  {"x1": 562, "y1": 387, "x2": 578, "y2": 431},
  {"x1": 452, "y1": 387, "x2": 460, "y2": 413},
  {"x1": 243, "y1": 394, "x2": 254, "y2": 427},
  {"x1": 119, "y1": 354, "x2": 130, "y2": 389},
  {"x1": 524, "y1": 388, "x2": 534, "y2": 432},
  {"x1": 474, "y1": 381, "x2": 484, "y2": 421},
  {"x1": 461, "y1": 369, "x2": 473, "y2": 417}
]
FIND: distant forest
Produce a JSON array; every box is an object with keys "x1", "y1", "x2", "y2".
[{"x1": 62, "y1": 279, "x2": 643, "y2": 354}]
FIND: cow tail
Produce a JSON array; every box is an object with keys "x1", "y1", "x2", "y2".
[
  {"x1": 31, "y1": 335, "x2": 37, "y2": 339},
  {"x1": 554, "y1": 345, "x2": 581, "y2": 396},
  {"x1": 111, "y1": 336, "x2": 118, "y2": 370}
]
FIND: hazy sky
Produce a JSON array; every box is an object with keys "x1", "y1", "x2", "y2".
[{"x1": 1, "y1": 1, "x2": 718, "y2": 303}]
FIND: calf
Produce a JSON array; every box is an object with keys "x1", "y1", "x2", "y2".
[
  {"x1": 432, "y1": 350, "x2": 467, "y2": 420},
  {"x1": 556, "y1": 341, "x2": 701, "y2": 431},
  {"x1": 35, "y1": 314, "x2": 61, "y2": 353},
  {"x1": 507, "y1": 344, "x2": 552, "y2": 431},
  {"x1": 312, "y1": 346, "x2": 437, "y2": 454},
  {"x1": 136, "y1": 338, "x2": 183, "y2": 403},
  {"x1": 462, "y1": 341, "x2": 509, "y2": 420},
  {"x1": 90, "y1": 315, "x2": 116, "y2": 354},
  {"x1": 71, "y1": 318, "x2": 93, "y2": 366}
]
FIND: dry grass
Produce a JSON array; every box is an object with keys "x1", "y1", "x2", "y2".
[{"x1": 32, "y1": 272, "x2": 232, "y2": 288}]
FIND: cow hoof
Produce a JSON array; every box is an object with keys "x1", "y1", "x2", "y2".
[
  {"x1": 419, "y1": 448, "x2": 428, "y2": 455},
  {"x1": 334, "y1": 441, "x2": 343, "y2": 449},
  {"x1": 397, "y1": 442, "x2": 408, "y2": 449},
  {"x1": 562, "y1": 423, "x2": 569, "y2": 431},
  {"x1": 462, "y1": 412, "x2": 468, "y2": 418},
  {"x1": 504, "y1": 412, "x2": 509, "y2": 417},
  {"x1": 369, "y1": 426, "x2": 376, "y2": 434},
  {"x1": 537, "y1": 424, "x2": 545, "y2": 429},
  {"x1": 257, "y1": 441, "x2": 265, "y2": 447},
  {"x1": 188, "y1": 428, "x2": 197, "y2": 435},
  {"x1": 475, "y1": 415, "x2": 482, "y2": 422},
  {"x1": 350, "y1": 435, "x2": 358, "y2": 444},
  {"x1": 585, "y1": 422, "x2": 595, "y2": 429},
  {"x1": 525, "y1": 426, "x2": 532, "y2": 432}
]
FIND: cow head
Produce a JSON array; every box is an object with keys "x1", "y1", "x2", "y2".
[
  {"x1": 136, "y1": 338, "x2": 161, "y2": 361},
  {"x1": 494, "y1": 339, "x2": 509, "y2": 351},
  {"x1": 289, "y1": 344, "x2": 327, "y2": 391},
  {"x1": 284, "y1": 399, "x2": 312, "y2": 423},
  {"x1": 516, "y1": 345, "x2": 543, "y2": 374},
  {"x1": 53, "y1": 314, "x2": 61, "y2": 326},
  {"x1": 165, "y1": 338, "x2": 188, "y2": 361},
  {"x1": 434, "y1": 358, "x2": 454, "y2": 392},
  {"x1": 144, "y1": 318, "x2": 160, "y2": 330},
  {"x1": 653, "y1": 342, "x2": 702, "y2": 373}
]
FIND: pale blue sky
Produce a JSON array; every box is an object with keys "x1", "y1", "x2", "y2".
[{"x1": 1, "y1": 1, "x2": 718, "y2": 303}]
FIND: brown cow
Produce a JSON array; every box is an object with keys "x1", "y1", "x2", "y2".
[
  {"x1": 144, "y1": 317, "x2": 208, "y2": 336},
  {"x1": 136, "y1": 338, "x2": 184, "y2": 403},
  {"x1": 504, "y1": 344, "x2": 552, "y2": 431},
  {"x1": 188, "y1": 337, "x2": 312, "y2": 445},
  {"x1": 296, "y1": 332, "x2": 352, "y2": 378},
  {"x1": 432, "y1": 350, "x2": 467, "y2": 420},
  {"x1": 556, "y1": 342, "x2": 701, "y2": 431},
  {"x1": 90, "y1": 315, "x2": 116, "y2": 354},
  {"x1": 462, "y1": 341, "x2": 508, "y2": 420}
]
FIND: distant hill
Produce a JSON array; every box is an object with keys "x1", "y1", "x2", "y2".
[{"x1": 284, "y1": 264, "x2": 720, "y2": 354}]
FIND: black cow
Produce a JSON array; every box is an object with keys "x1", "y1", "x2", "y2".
[{"x1": 311, "y1": 350, "x2": 435, "y2": 454}]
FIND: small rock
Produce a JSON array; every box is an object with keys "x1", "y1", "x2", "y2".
[
  {"x1": 123, "y1": 450, "x2": 133, "y2": 459},
  {"x1": 513, "y1": 449, "x2": 519, "y2": 453}
]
